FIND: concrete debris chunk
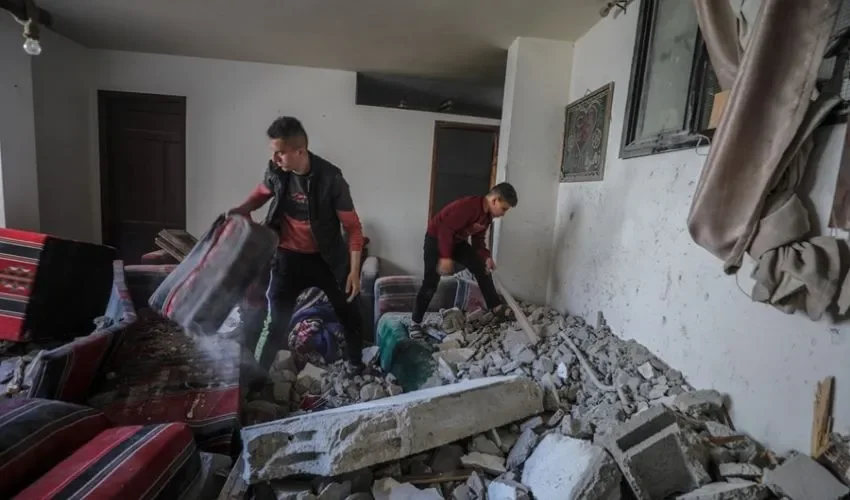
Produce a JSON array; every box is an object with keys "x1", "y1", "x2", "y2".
[
  {"x1": 461, "y1": 452, "x2": 507, "y2": 475},
  {"x1": 361, "y1": 346, "x2": 380, "y2": 366},
  {"x1": 451, "y1": 483, "x2": 471, "y2": 500},
  {"x1": 637, "y1": 362, "x2": 655, "y2": 380},
  {"x1": 522, "y1": 433, "x2": 622, "y2": 500},
  {"x1": 466, "y1": 471, "x2": 485, "y2": 498},
  {"x1": 273, "y1": 350, "x2": 297, "y2": 373},
  {"x1": 675, "y1": 481, "x2": 770, "y2": 500},
  {"x1": 471, "y1": 434, "x2": 504, "y2": 457},
  {"x1": 763, "y1": 453, "x2": 849, "y2": 500},
  {"x1": 295, "y1": 363, "x2": 327, "y2": 394},
  {"x1": 520, "y1": 416, "x2": 544, "y2": 432},
  {"x1": 673, "y1": 390, "x2": 725, "y2": 417},
  {"x1": 241, "y1": 376, "x2": 544, "y2": 482},
  {"x1": 317, "y1": 481, "x2": 352, "y2": 500},
  {"x1": 268, "y1": 480, "x2": 315, "y2": 500},
  {"x1": 506, "y1": 428, "x2": 539, "y2": 470},
  {"x1": 603, "y1": 405, "x2": 710, "y2": 500},
  {"x1": 718, "y1": 463, "x2": 762, "y2": 480},
  {"x1": 487, "y1": 478, "x2": 531, "y2": 500}
]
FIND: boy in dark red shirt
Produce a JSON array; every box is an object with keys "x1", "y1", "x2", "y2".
[{"x1": 409, "y1": 183, "x2": 518, "y2": 339}]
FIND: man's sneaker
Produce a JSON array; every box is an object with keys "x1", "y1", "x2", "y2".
[
  {"x1": 409, "y1": 323, "x2": 425, "y2": 340},
  {"x1": 492, "y1": 304, "x2": 512, "y2": 322}
]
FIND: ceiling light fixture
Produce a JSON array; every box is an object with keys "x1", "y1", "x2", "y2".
[
  {"x1": 21, "y1": 0, "x2": 41, "y2": 55},
  {"x1": 599, "y1": 0, "x2": 635, "y2": 19}
]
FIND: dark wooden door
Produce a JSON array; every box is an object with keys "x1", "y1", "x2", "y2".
[
  {"x1": 429, "y1": 122, "x2": 499, "y2": 219},
  {"x1": 98, "y1": 91, "x2": 186, "y2": 264}
]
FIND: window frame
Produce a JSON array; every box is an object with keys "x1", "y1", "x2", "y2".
[{"x1": 620, "y1": 0, "x2": 717, "y2": 159}]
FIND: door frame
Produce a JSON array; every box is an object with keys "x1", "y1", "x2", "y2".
[
  {"x1": 428, "y1": 121, "x2": 500, "y2": 220},
  {"x1": 97, "y1": 90, "x2": 187, "y2": 246}
]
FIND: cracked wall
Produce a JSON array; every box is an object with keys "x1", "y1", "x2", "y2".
[{"x1": 548, "y1": 3, "x2": 850, "y2": 454}]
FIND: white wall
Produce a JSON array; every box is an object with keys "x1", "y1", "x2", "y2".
[
  {"x1": 549, "y1": 3, "x2": 850, "y2": 454},
  {"x1": 31, "y1": 28, "x2": 95, "y2": 241},
  {"x1": 88, "y1": 50, "x2": 498, "y2": 273},
  {"x1": 494, "y1": 38, "x2": 573, "y2": 303},
  {"x1": 0, "y1": 14, "x2": 39, "y2": 230}
]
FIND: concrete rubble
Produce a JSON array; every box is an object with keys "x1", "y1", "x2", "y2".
[{"x1": 228, "y1": 300, "x2": 850, "y2": 499}]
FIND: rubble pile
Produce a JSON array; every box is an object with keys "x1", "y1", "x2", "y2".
[{"x1": 239, "y1": 302, "x2": 850, "y2": 500}]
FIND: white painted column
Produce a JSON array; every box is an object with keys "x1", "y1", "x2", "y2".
[{"x1": 493, "y1": 37, "x2": 573, "y2": 303}]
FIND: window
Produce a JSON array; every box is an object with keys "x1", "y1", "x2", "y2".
[{"x1": 620, "y1": 0, "x2": 720, "y2": 159}]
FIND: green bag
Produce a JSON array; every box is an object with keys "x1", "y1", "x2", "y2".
[{"x1": 376, "y1": 317, "x2": 436, "y2": 392}]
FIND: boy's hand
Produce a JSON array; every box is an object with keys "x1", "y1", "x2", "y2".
[
  {"x1": 485, "y1": 258, "x2": 496, "y2": 271},
  {"x1": 438, "y1": 258, "x2": 454, "y2": 275}
]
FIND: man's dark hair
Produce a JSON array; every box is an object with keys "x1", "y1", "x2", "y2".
[
  {"x1": 267, "y1": 116, "x2": 308, "y2": 147},
  {"x1": 489, "y1": 182, "x2": 518, "y2": 207}
]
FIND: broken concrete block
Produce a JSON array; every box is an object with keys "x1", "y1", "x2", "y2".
[
  {"x1": 461, "y1": 452, "x2": 507, "y2": 475},
  {"x1": 472, "y1": 434, "x2": 504, "y2": 457},
  {"x1": 703, "y1": 421, "x2": 737, "y2": 438},
  {"x1": 520, "y1": 416, "x2": 544, "y2": 432},
  {"x1": 361, "y1": 346, "x2": 380, "y2": 366},
  {"x1": 718, "y1": 463, "x2": 762, "y2": 480},
  {"x1": 241, "y1": 376, "x2": 544, "y2": 482},
  {"x1": 268, "y1": 480, "x2": 315, "y2": 500},
  {"x1": 295, "y1": 363, "x2": 326, "y2": 394},
  {"x1": 637, "y1": 362, "x2": 655, "y2": 380},
  {"x1": 466, "y1": 471, "x2": 485, "y2": 498},
  {"x1": 273, "y1": 350, "x2": 297, "y2": 373},
  {"x1": 431, "y1": 444, "x2": 465, "y2": 473},
  {"x1": 506, "y1": 428, "x2": 539, "y2": 470},
  {"x1": 487, "y1": 479, "x2": 531, "y2": 500},
  {"x1": 675, "y1": 481, "x2": 770, "y2": 500},
  {"x1": 673, "y1": 390, "x2": 724, "y2": 417},
  {"x1": 602, "y1": 406, "x2": 710, "y2": 500},
  {"x1": 522, "y1": 434, "x2": 621, "y2": 500},
  {"x1": 441, "y1": 339, "x2": 462, "y2": 350},
  {"x1": 451, "y1": 483, "x2": 471, "y2": 500},
  {"x1": 274, "y1": 382, "x2": 293, "y2": 402},
  {"x1": 763, "y1": 453, "x2": 849, "y2": 500},
  {"x1": 359, "y1": 383, "x2": 387, "y2": 402},
  {"x1": 441, "y1": 348, "x2": 475, "y2": 365}
]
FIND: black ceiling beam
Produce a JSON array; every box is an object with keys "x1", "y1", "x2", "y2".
[{"x1": 0, "y1": 0, "x2": 53, "y2": 29}]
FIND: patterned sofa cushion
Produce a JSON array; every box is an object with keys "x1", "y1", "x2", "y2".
[
  {"x1": 373, "y1": 275, "x2": 485, "y2": 328},
  {"x1": 16, "y1": 422, "x2": 201, "y2": 500},
  {"x1": 27, "y1": 262, "x2": 138, "y2": 403},
  {"x1": 0, "y1": 398, "x2": 111, "y2": 497}
]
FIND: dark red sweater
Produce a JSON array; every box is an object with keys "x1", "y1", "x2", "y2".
[{"x1": 426, "y1": 196, "x2": 492, "y2": 260}]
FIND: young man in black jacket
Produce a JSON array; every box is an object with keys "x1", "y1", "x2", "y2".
[{"x1": 229, "y1": 117, "x2": 365, "y2": 372}]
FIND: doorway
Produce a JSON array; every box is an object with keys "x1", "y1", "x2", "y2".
[
  {"x1": 98, "y1": 91, "x2": 187, "y2": 264},
  {"x1": 428, "y1": 121, "x2": 499, "y2": 218}
]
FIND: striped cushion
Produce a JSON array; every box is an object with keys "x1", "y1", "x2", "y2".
[
  {"x1": 27, "y1": 262, "x2": 138, "y2": 403},
  {"x1": 0, "y1": 398, "x2": 110, "y2": 497},
  {"x1": 16, "y1": 423, "x2": 201, "y2": 500},
  {"x1": 0, "y1": 228, "x2": 116, "y2": 343}
]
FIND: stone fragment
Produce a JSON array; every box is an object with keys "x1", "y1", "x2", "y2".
[
  {"x1": 359, "y1": 383, "x2": 387, "y2": 402},
  {"x1": 520, "y1": 416, "x2": 544, "y2": 432},
  {"x1": 703, "y1": 422, "x2": 737, "y2": 438},
  {"x1": 387, "y1": 384, "x2": 403, "y2": 397},
  {"x1": 241, "y1": 376, "x2": 544, "y2": 482},
  {"x1": 602, "y1": 406, "x2": 710, "y2": 500},
  {"x1": 295, "y1": 363, "x2": 327, "y2": 394},
  {"x1": 637, "y1": 362, "x2": 655, "y2": 380},
  {"x1": 430, "y1": 444, "x2": 465, "y2": 473},
  {"x1": 547, "y1": 409, "x2": 565, "y2": 428},
  {"x1": 648, "y1": 385, "x2": 669, "y2": 400},
  {"x1": 673, "y1": 390, "x2": 725, "y2": 417},
  {"x1": 344, "y1": 494, "x2": 372, "y2": 500},
  {"x1": 441, "y1": 348, "x2": 476, "y2": 365},
  {"x1": 514, "y1": 348, "x2": 536, "y2": 365},
  {"x1": 274, "y1": 382, "x2": 293, "y2": 403},
  {"x1": 497, "y1": 429, "x2": 519, "y2": 453},
  {"x1": 718, "y1": 463, "x2": 762, "y2": 480},
  {"x1": 466, "y1": 472, "x2": 485, "y2": 498},
  {"x1": 522, "y1": 434, "x2": 621, "y2": 500},
  {"x1": 675, "y1": 481, "x2": 770, "y2": 500},
  {"x1": 472, "y1": 435, "x2": 504, "y2": 457},
  {"x1": 451, "y1": 483, "x2": 471, "y2": 500},
  {"x1": 487, "y1": 479, "x2": 531, "y2": 500},
  {"x1": 556, "y1": 362, "x2": 569, "y2": 381},
  {"x1": 500, "y1": 361, "x2": 520, "y2": 374},
  {"x1": 273, "y1": 350, "x2": 297, "y2": 373},
  {"x1": 503, "y1": 330, "x2": 532, "y2": 358},
  {"x1": 441, "y1": 339, "x2": 462, "y2": 350},
  {"x1": 763, "y1": 453, "x2": 849, "y2": 500},
  {"x1": 506, "y1": 427, "x2": 539, "y2": 471},
  {"x1": 435, "y1": 355, "x2": 458, "y2": 383},
  {"x1": 317, "y1": 481, "x2": 352, "y2": 500},
  {"x1": 268, "y1": 480, "x2": 314, "y2": 500},
  {"x1": 444, "y1": 332, "x2": 466, "y2": 345},
  {"x1": 461, "y1": 452, "x2": 506, "y2": 475},
  {"x1": 361, "y1": 346, "x2": 380, "y2": 366}
]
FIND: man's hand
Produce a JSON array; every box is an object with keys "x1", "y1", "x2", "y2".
[
  {"x1": 345, "y1": 270, "x2": 361, "y2": 302},
  {"x1": 485, "y1": 258, "x2": 496, "y2": 271},
  {"x1": 226, "y1": 206, "x2": 251, "y2": 217},
  {"x1": 438, "y1": 258, "x2": 454, "y2": 275}
]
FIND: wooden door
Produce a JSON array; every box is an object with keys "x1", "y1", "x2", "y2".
[
  {"x1": 429, "y1": 122, "x2": 499, "y2": 219},
  {"x1": 98, "y1": 91, "x2": 186, "y2": 264}
]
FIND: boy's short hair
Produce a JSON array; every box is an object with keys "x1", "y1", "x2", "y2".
[
  {"x1": 489, "y1": 183, "x2": 518, "y2": 207},
  {"x1": 267, "y1": 116, "x2": 309, "y2": 148}
]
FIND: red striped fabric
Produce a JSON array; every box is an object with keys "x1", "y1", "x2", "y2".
[
  {"x1": 16, "y1": 423, "x2": 200, "y2": 500},
  {"x1": 0, "y1": 230, "x2": 45, "y2": 341}
]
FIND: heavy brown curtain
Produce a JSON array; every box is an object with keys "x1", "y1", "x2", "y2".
[{"x1": 688, "y1": 0, "x2": 847, "y2": 320}]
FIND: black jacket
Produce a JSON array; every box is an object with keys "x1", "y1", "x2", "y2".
[{"x1": 261, "y1": 153, "x2": 350, "y2": 285}]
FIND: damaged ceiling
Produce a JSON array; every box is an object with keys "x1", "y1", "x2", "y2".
[{"x1": 35, "y1": 0, "x2": 602, "y2": 83}]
